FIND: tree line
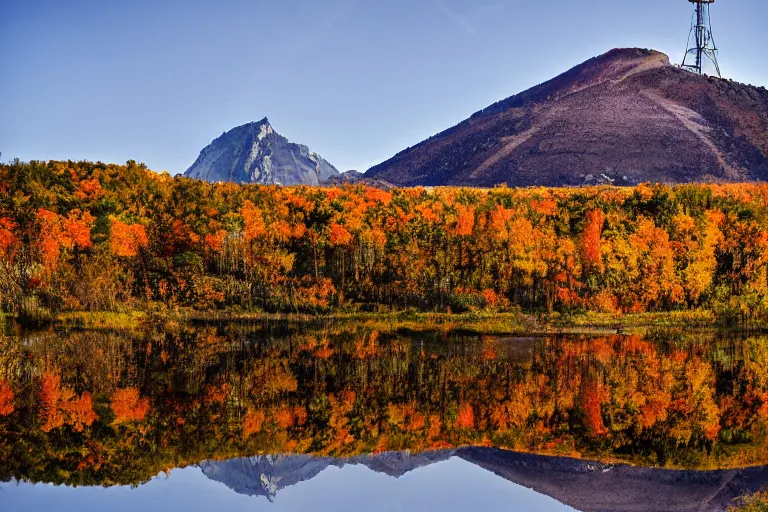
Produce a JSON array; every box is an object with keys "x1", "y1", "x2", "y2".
[{"x1": 2, "y1": 159, "x2": 768, "y2": 320}]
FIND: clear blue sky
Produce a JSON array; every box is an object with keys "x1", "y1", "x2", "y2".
[{"x1": 1, "y1": 0, "x2": 766, "y2": 174}]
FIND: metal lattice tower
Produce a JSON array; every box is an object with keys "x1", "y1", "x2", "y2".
[{"x1": 681, "y1": 0, "x2": 721, "y2": 77}]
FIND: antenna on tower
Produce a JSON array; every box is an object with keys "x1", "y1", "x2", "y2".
[{"x1": 681, "y1": 0, "x2": 721, "y2": 77}]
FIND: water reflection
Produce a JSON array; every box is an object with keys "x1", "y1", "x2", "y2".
[
  {"x1": 198, "y1": 448, "x2": 768, "y2": 511},
  {"x1": 1, "y1": 452, "x2": 575, "y2": 512},
  {"x1": 199, "y1": 451, "x2": 456, "y2": 500},
  {"x1": 3, "y1": 448, "x2": 768, "y2": 511},
  {"x1": 2, "y1": 322, "x2": 768, "y2": 509}
]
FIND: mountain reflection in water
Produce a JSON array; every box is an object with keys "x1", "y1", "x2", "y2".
[
  {"x1": 198, "y1": 448, "x2": 768, "y2": 511},
  {"x1": 3, "y1": 321, "x2": 768, "y2": 510},
  {"x1": 3, "y1": 448, "x2": 768, "y2": 511}
]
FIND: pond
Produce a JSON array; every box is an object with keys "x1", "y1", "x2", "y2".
[{"x1": 1, "y1": 322, "x2": 768, "y2": 511}]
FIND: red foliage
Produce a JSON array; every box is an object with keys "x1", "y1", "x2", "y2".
[
  {"x1": 489, "y1": 205, "x2": 514, "y2": 239},
  {"x1": 293, "y1": 277, "x2": 337, "y2": 309},
  {"x1": 293, "y1": 406, "x2": 308, "y2": 426},
  {"x1": 286, "y1": 193, "x2": 315, "y2": 213},
  {"x1": 242, "y1": 200, "x2": 266, "y2": 241},
  {"x1": 329, "y1": 222, "x2": 353, "y2": 246},
  {"x1": 580, "y1": 378, "x2": 608, "y2": 435},
  {"x1": 365, "y1": 187, "x2": 392, "y2": 205},
  {"x1": 111, "y1": 387, "x2": 150, "y2": 424},
  {"x1": 74, "y1": 178, "x2": 103, "y2": 201},
  {"x1": 205, "y1": 383, "x2": 232, "y2": 404},
  {"x1": 38, "y1": 209, "x2": 63, "y2": 269},
  {"x1": 39, "y1": 372, "x2": 61, "y2": 414},
  {"x1": 481, "y1": 289, "x2": 502, "y2": 308},
  {"x1": 243, "y1": 408, "x2": 266, "y2": 437},
  {"x1": 417, "y1": 203, "x2": 441, "y2": 224},
  {"x1": 274, "y1": 406, "x2": 295, "y2": 429},
  {"x1": 454, "y1": 205, "x2": 475, "y2": 236},
  {"x1": 0, "y1": 380, "x2": 14, "y2": 416},
  {"x1": 39, "y1": 372, "x2": 97, "y2": 432},
  {"x1": 758, "y1": 392, "x2": 768, "y2": 421},
  {"x1": 314, "y1": 345, "x2": 335, "y2": 360},
  {"x1": 581, "y1": 208, "x2": 605, "y2": 271},
  {"x1": 61, "y1": 392, "x2": 98, "y2": 432},
  {"x1": 531, "y1": 199, "x2": 558, "y2": 216},
  {"x1": 639, "y1": 394, "x2": 671, "y2": 429},
  {"x1": 456, "y1": 403, "x2": 475, "y2": 429},
  {"x1": 110, "y1": 219, "x2": 148, "y2": 257},
  {"x1": 0, "y1": 217, "x2": 16, "y2": 257},
  {"x1": 292, "y1": 222, "x2": 307, "y2": 239},
  {"x1": 271, "y1": 220, "x2": 292, "y2": 242},
  {"x1": 355, "y1": 331, "x2": 380, "y2": 359},
  {"x1": 204, "y1": 230, "x2": 228, "y2": 252},
  {"x1": 64, "y1": 210, "x2": 95, "y2": 249}
]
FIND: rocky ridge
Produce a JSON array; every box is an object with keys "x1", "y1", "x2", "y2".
[
  {"x1": 184, "y1": 118, "x2": 339, "y2": 186},
  {"x1": 365, "y1": 48, "x2": 768, "y2": 187}
]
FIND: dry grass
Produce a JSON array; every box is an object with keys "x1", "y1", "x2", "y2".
[
  {"x1": 36, "y1": 308, "x2": 737, "y2": 335},
  {"x1": 52, "y1": 311, "x2": 147, "y2": 330}
]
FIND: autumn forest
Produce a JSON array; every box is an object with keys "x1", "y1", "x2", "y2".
[{"x1": 2, "y1": 159, "x2": 768, "y2": 323}]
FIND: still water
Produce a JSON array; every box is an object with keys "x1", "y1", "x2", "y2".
[{"x1": 2, "y1": 321, "x2": 768, "y2": 511}]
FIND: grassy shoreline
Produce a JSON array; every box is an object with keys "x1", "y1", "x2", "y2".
[{"x1": 12, "y1": 308, "x2": 758, "y2": 334}]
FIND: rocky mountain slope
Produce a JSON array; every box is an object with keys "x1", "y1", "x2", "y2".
[
  {"x1": 365, "y1": 48, "x2": 768, "y2": 187},
  {"x1": 459, "y1": 447, "x2": 768, "y2": 512},
  {"x1": 320, "y1": 170, "x2": 396, "y2": 189},
  {"x1": 184, "y1": 118, "x2": 339, "y2": 186}
]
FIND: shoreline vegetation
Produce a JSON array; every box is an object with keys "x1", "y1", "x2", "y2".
[
  {"x1": 27, "y1": 308, "x2": 744, "y2": 335},
  {"x1": 4, "y1": 160, "x2": 768, "y2": 331}
]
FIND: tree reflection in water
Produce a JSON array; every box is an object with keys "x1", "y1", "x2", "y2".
[{"x1": 1, "y1": 322, "x2": 768, "y2": 490}]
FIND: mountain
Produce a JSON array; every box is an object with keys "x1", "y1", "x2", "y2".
[
  {"x1": 199, "y1": 448, "x2": 768, "y2": 511},
  {"x1": 184, "y1": 118, "x2": 339, "y2": 186},
  {"x1": 199, "y1": 454, "x2": 336, "y2": 501},
  {"x1": 459, "y1": 447, "x2": 768, "y2": 512},
  {"x1": 321, "y1": 170, "x2": 396, "y2": 189},
  {"x1": 365, "y1": 48, "x2": 768, "y2": 187},
  {"x1": 198, "y1": 451, "x2": 454, "y2": 501}
]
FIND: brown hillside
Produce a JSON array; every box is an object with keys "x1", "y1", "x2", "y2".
[{"x1": 366, "y1": 48, "x2": 768, "y2": 187}]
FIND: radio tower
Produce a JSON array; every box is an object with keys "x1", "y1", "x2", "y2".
[{"x1": 681, "y1": 0, "x2": 721, "y2": 77}]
